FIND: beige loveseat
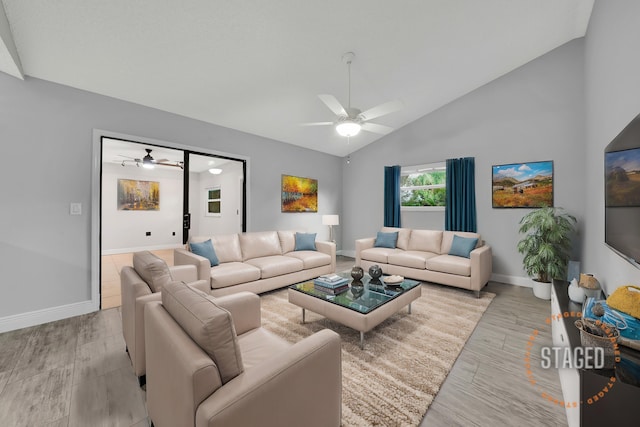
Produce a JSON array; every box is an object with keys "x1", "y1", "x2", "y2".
[
  {"x1": 145, "y1": 281, "x2": 342, "y2": 427},
  {"x1": 120, "y1": 251, "x2": 209, "y2": 385},
  {"x1": 174, "y1": 231, "x2": 336, "y2": 297},
  {"x1": 356, "y1": 227, "x2": 492, "y2": 297}
]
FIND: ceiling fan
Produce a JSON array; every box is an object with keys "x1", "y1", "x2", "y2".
[
  {"x1": 303, "y1": 52, "x2": 403, "y2": 137},
  {"x1": 119, "y1": 148, "x2": 184, "y2": 169}
]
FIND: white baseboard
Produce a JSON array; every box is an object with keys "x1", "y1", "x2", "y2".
[
  {"x1": 340, "y1": 249, "x2": 356, "y2": 258},
  {"x1": 0, "y1": 300, "x2": 97, "y2": 333},
  {"x1": 491, "y1": 273, "x2": 532, "y2": 287},
  {"x1": 102, "y1": 244, "x2": 184, "y2": 256}
]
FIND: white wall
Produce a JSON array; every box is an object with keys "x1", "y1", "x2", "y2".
[
  {"x1": 101, "y1": 163, "x2": 183, "y2": 253},
  {"x1": 191, "y1": 161, "x2": 244, "y2": 237},
  {"x1": 583, "y1": 0, "x2": 640, "y2": 294},
  {"x1": 342, "y1": 39, "x2": 586, "y2": 286},
  {"x1": 0, "y1": 74, "x2": 342, "y2": 330}
]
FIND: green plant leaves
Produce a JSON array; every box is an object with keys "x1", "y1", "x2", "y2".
[{"x1": 517, "y1": 207, "x2": 577, "y2": 282}]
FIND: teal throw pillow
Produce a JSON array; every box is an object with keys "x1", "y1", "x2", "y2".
[
  {"x1": 189, "y1": 239, "x2": 220, "y2": 266},
  {"x1": 448, "y1": 235, "x2": 479, "y2": 259},
  {"x1": 294, "y1": 232, "x2": 317, "y2": 251},
  {"x1": 374, "y1": 231, "x2": 398, "y2": 249}
]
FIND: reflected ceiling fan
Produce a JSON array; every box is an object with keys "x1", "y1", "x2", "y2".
[
  {"x1": 302, "y1": 52, "x2": 403, "y2": 137},
  {"x1": 119, "y1": 148, "x2": 184, "y2": 169}
]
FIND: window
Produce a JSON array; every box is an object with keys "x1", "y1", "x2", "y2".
[
  {"x1": 206, "y1": 186, "x2": 221, "y2": 216},
  {"x1": 400, "y1": 162, "x2": 446, "y2": 211}
]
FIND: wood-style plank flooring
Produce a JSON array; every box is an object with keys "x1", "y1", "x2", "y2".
[
  {"x1": 421, "y1": 281, "x2": 567, "y2": 426},
  {"x1": 0, "y1": 256, "x2": 566, "y2": 426}
]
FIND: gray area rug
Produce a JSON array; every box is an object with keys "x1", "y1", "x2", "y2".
[{"x1": 260, "y1": 283, "x2": 495, "y2": 426}]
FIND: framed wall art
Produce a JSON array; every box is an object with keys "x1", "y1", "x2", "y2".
[
  {"x1": 281, "y1": 174, "x2": 318, "y2": 212},
  {"x1": 117, "y1": 179, "x2": 160, "y2": 211},
  {"x1": 492, "y1": 161, "x2": 553, "y2": 208}
]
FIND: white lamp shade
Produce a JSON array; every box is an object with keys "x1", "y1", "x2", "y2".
[{"x1": 322, "y1": 214, "x2": 339, "y2": 226}]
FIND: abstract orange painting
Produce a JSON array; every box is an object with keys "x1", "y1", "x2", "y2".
[{"x1": 281, "y1": 175, "x2": 318, "y2": 212}]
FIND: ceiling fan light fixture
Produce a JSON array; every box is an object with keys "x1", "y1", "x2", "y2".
[
  {"x1": 336, "y1": 120, "x2": 361, "y2": 137},
  {"x1": 142, "y1": 149, "x2": 155, "y2": 169}
]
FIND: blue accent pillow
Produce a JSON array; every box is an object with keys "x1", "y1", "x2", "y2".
[
  {"x1": 189, "y1": 239, "x2": 220, "y2": 266},
  {"x1": 448, "y1": 235, "x2": 479, "y2": 259},
  {"x1": 374, "y1": 231, "x2": 398, "y2": 248},
  {"x1": 294, "y1": 232, "x2": 317, "y2": 251}
]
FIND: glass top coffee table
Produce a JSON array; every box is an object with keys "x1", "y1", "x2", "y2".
[{"x1": 288, "y1": 272, "x2": 421, "y2": 349}]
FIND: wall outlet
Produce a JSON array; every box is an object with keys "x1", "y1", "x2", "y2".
[
  {"x1": 70, "y1": 203, "x2": 82, "y2": 215},
  {"x1": 146, "y1": 232, "x2": 151, "y2": 236}
]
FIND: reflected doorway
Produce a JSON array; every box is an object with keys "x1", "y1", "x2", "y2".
[{"x1": 99, "y1": 137, "x2": 246, "y2": 309}]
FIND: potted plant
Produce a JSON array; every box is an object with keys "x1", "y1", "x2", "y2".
[{"x1": 517, "y1": 207, "x2": 577, "y2": 300}]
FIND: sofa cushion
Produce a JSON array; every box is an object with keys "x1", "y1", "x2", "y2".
[
  {"x1": 408, "y1": 229, "x2": 443, "y2": 254},
  {"x1": 239, "y1": 231, "x2": 282, "y2": 261},
  {"x1": 448, "y1": 235, "x2": 479, "y2": 259},
  {"x1": 210, "y1": 262, "x2": 262, "y2": 289},
  {"x1": 374, "y1": 231, "x2": 398, "y2": 248},
  {"x1": 245, "y1": 256, "x2": 304, "y2": 279},
  {"x1": 189, "y1": 239, "x2": 220, "y2": 266},
  {"x1": 294, "y1": 232, "x2": 317, "y2": 251},
  {"x1": 381, "y1": 227, "x2": 412, "y2": 250},
  {"x1": 132, "y1": 251, "x2": 173, "y2": 293},
  {"x1": 191, "y1": 234, "x2": 243, "y2": 263},
  {"x1": 161, "y1": 281, "x2": 244, "y2": 384},
  {"x1": 387, "y1": 250, "x2": 438, "y2": 269},
  {"x1": 360, "y1": 247, "x2": 401, "y2": 264},
  {"x1": 237, "y1": 328, "x2": 292, "y2": 370},
  {"x1": 277, "y1": 230, "x2": 301, "y2": 254},
  {"x1": 426, "y1": 255, "x2": 471, "y2": 277},
  {"x1": 440, "y1": 231, "x2": 481, "y2": 255},
  {"x1": 285, "y1": 250, "x2": 332, "y2": 269}
]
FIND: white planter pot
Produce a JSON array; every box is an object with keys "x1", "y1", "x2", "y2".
[{"x1": 532, "y1": 279, "x2": 552, "y2": 300}]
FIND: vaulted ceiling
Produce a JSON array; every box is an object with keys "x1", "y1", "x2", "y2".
[{"x1": 0, "y1": 1, "x2": 594, "y2": 157}]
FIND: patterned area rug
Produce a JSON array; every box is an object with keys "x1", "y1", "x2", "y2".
[{"x1": 260, "y1": 283, "x2": 495, "y2": 426}]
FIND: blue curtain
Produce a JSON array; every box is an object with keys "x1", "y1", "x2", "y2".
[
  {"x1": 384, "y1": 165, "x2": 401, "y2": 227},
  {"x1": 445, "y1": 157, "x2": 477, "y2": 232}
]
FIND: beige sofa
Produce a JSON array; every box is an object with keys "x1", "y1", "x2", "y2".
[
  {"x1": 120, "y1": 251, "x2": 209, "y2": 385},
  {"x1": 145, "y1": 281, "x2": 342, "y2": 427},
  {"x1": 356, "y1": 227, "x2": 492, "y2": 297},
  {"x1": 174, "y1": 231, "x2": 336, "y2": 297}
]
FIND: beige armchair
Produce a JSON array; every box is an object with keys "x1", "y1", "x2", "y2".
[
  {"x1": 120, "y1": 251, "x2": 208, "y2": 386},
  {"x1": 144, "y1": 282, "x2": 342, "y2": 427}
]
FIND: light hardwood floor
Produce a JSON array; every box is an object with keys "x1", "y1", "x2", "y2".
[
  {"x1": 101, "y1": 249, "x2": 175, "y2": 309},
  {"x1": 1, "y1": 256, "x2": 566, "y2": 426}
]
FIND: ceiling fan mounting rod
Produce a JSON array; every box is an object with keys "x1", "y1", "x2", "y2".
[{"x1": 342, "y1": 52, "x2": 355, "y2": 111}]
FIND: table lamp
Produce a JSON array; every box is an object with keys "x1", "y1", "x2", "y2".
[{"x1": 322, "y1": 215, "x2": 339, "y2": 243}]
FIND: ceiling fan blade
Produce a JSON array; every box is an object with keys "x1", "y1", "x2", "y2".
[
  {"x1": 362, "y1": 122, "x2": 394, "y2": 135},
  {"x1": 300, "y1": 122, "x2": 334, "y2": 127},
  {"x1": 359, "y1": 99, "x2": 403, "y2": 121},
  {"x1": 318, "y1": 94, "x2": 347, "y2": 117},
  {"x1": 155, "y1": 158, "x2": 169, "y2": 163},
  {"x1": 155, "y1": 161, "x2": 183, "y2": 169},
  {"x1": 117, "y1": 154, "x2": 136, "y2": 159}
]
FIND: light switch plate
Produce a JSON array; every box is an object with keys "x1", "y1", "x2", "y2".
[{"x1": 70, "y1": 203, "x2": 82, "y2": 215}]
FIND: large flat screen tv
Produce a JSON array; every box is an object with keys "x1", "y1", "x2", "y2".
[{"x1": 605, "y1": 114, "x2": 640, "y2": 268}]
